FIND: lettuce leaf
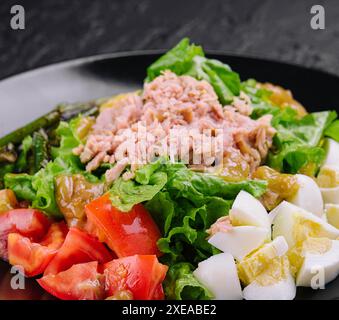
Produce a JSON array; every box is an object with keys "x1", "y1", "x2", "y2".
[
  {"x1": 109, "y1": 160, "x2": 186, "y2": 212},
  {"x1": 146, "y1": 38, "x2": 240, "y2": 105},
  {"x1": 154, "y1": 198, "x2": 228, "y2": 264},
  {"x1": 147, "y1": 168, "x2": 266, "y2": 264},
  {"x1": 135, "y1": 158, "x2": 163, "y2": 185},
  {"x1": 166, "y1": 168, "x2": 267, "y2": 202},
  {"x1": 325, "y1": 120, "x2": 339, "y2": 142},
  {"x1": 51, "y1": 120, "x2": 81, "y2": 160},
  {"x1": 242, "y1": 78, "x2": 298, "y2": 125},
  {"x1": 268, "y1": 111, "x2": 336, "y2": 173},
  {"x1": 109, "y1": 171, "x2": 167, "y2": 212},
  {"x1": 163, "y1": 262, "x2": 213, "y2": 300},
  {"x1": 187, "y1": 56, "x2": 241, "y2": 104},
  {"x1": 243, "y1": 79, "x2": 338, "y2": 173},
  {"x1": 146, "y1": 38, "x2": 204, "y2": 81},
  {"x1": 4, "y1": 173, "x2": 36, "y2": 201}
]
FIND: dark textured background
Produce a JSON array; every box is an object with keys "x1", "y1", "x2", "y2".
[{"x1": 0, "y1": 0, "x2": 339, "y2": 80}]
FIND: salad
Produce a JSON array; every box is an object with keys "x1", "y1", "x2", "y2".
[{"x1": 1, "y1": 38, "x2": 339, "y2": 300}]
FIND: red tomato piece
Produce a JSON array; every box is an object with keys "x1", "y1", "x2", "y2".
[
  {"x1": 0, "y1": 209, "x2": 51, "y2": 260},
  {"x1": 39, "y1": 222, "x2": 68, "y2": 248},
  {"x1": 85, "y1": 195, "x2": 161, "y2": 257},
  {"x1": 37, "y1": 261, "x2": 105, "y2": 300},
  {"x1": 103, "y1": 255, "x2": 168, "y2": 300},
  {"x1": 152, "y1": 284, "x2": 165, "y2": 300},
  {"x1": 7, "y1": 222, "x2": 68, "y2": 277},
  {"x1": 44, "y1": 227, "x2": 112, "y2": 275}
]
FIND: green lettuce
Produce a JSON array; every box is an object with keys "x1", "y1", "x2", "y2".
[
  {"x1": 163, "y1": 263, "x2": 213, "y2": 300},
  {"x1": 153, "y1": 198, "x2": 227, "y2": 264},
  {"x1": 268, "y1": 111, "x2": 337, "y2": 173},
  {"x1": 146, "y1": 38, "x2": 241, "y2": 104},
  {"x1": 242, "y1": 79, "x2": 338, "y2": 173},
  {"x1": 109, "y1": 171, "x2": 167, "y2": 212},
  {"x1": 135, "y1": 158, "x2": 163, "y2": 185},
  {"x1": 186, "y1": 56, "x2": 241, "y2": 104},
  {"x1": 145, "y1": 165, "x2": 266, "y2": 264},
  {"x1": 166, "y1": 168, "x2": 267, "y2": 202},
  {"x1": 51, "y1": 120, "x2": 82, "y2": 160},
  {"x1": 242, "y1": 79, "x2": 299, "y2": 126},
  {"x1": 0, "y1": 164, "x2": 15, "y2": 188},
  {"x1": 146, "y1": 38, "x2": 204, "y2": 81},
  {"x1": 325, "y1": 120, "x2": 339, "y2": 142},
  {"x1": 4, "y1": 173, "x2": 35, "y2": 201}
]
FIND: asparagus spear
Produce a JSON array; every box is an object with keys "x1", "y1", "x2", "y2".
[
  {"x1": 58, "y1": 102, "x2": 99, "y2": 120},
  {"x1": 0, "y1": 101, "x2": 99, "y2": 148},
  {"x1": 32, "y1": 129, "x2": 49, "y2": 173},
  {"x1": 0, "y1": 111, "x2": 60, "y2": 148}
]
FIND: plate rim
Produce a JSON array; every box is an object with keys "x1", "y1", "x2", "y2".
[{"x1": 1, "y1": 49, "x2": 339, "y2": 85}]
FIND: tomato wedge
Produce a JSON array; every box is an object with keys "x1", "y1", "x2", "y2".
[
  {"x1": 44, "y1": 227, "x2": 112, "y2": 275},
  {"x1": 7, "y1": 222, "x2": 68, "y2": 277},
  {"x1": 38, "y1": 261, "x2": 105, "y2": 300},
  {"x1": 85, "y1": 195, "x2": 161, "y2": 257},
  {"x1": 104, "y1": 255, "x2": 168, "y2": 300},
  {"x1": 152, "y1": 284, "x2": 165, "y2": 300},
  {"x1": 39, "y1": 222, "x2": 68, "y2": 248},
  {"x1": 0, "y1": 209, "x2": 51, "y2": 260}
]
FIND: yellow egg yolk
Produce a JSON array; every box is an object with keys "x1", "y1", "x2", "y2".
[
  {"x1": 288, "y1": 237, "x2": 332, "y2": 276},
  {"x1": 317, "y1": 167, "x2": 339, "y2": 188},
  {"x1": 237, "y1": 242, "x2": 289, "y2": 286}
]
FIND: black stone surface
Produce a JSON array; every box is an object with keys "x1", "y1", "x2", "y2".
[{"x1": 0, "y1": 0, "x2": 339, "y2": 80}]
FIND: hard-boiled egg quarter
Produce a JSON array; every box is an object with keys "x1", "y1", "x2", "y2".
[
  {"x1": 325, "y1": 203, "x2": 339, "y2": 229},
  {"x1": 243, "y1": 271, "x2": 296, "y2": 300},
  {"x1": 238, "y1": 236, "x2": 296, "y2": 300},
  {"x1": 229, "y1": 190, "x2": 270, "y2": 233},
  {"x1": 193, "y1": 253, "x2": 243, "y2": 300},
  {"x1": 317, "y1": 165, "x2": 339, "y2": 205},
  {"x1": 208, "y1": 226, "x2": 269, "y2": 261},
  {"x1": 296, "y1": 238, "x2": 339, "y2": 287},
  {"x1": 271, "y1": 201, "x2": 339, "y2": 248},
  {"x1": 237, "y1": 236, "x2": 289, "y2": 286},
  {"x1": 323, "y1": 138, "x2": 339, "y2": 167},
  {"x1": 288, "y1": 174, "x2": 323, "y2": 217}
]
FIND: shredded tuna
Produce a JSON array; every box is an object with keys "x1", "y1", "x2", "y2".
[
  {"x1": 105, "y1": 158, "x2": 129, "y2": 184},
  {"x1": 231, "y1": 91, "x2": 252, "y2": 116},
  {"x1": 75, "y1": 71, "x2": 276, "y2": 183},
  {"x1": 206, "y1": 216, "x2": 233, "y2": 237}
]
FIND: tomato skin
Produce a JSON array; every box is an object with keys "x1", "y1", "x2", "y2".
[
  {"x1": 39, "y1": 222, "x2": 68, "y2": 248},
  {"x1": 104, "y1": 255, "x2": 168, "y2": 300},
  {"x1": 7, "y1": 222, "x2": 68, "y2": 277},
  {"x1": 44, "y1": 227, "x2": 113, "y2": 275},
  {"x1": 152, "y1": 284, "x2": 165, "y2": 300},
  {"x1": 0, "y1": 209, "x2": 51, "y2": 260},
  {"x1": 8, "y1": 236, "x2": 56, "y2": 277},
  {"x1": 37, "y1": 261, "x2": 105, "y2": 300},
  {"x1": 85, "y1": 195, "x2": 161, "y2": 257}
]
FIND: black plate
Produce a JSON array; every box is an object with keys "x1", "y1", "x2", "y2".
[{"x1": 0, "y1": 52, "x2": 339, "y2": 300}]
